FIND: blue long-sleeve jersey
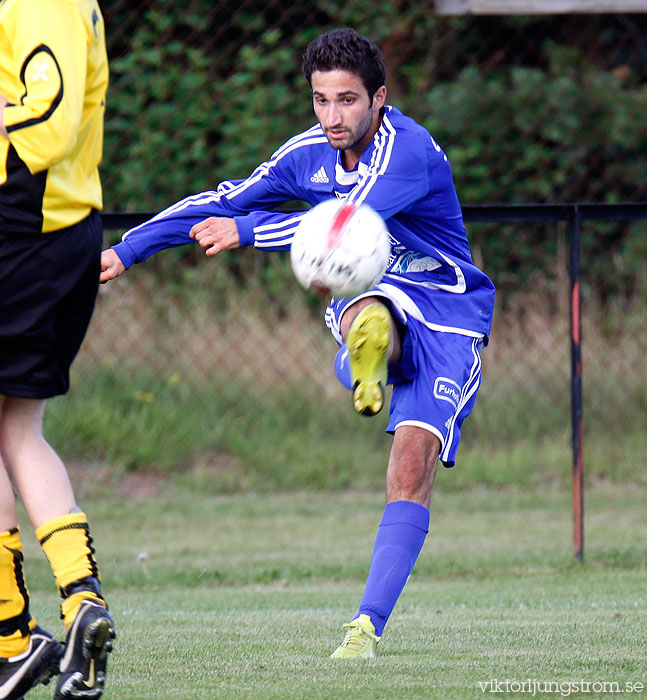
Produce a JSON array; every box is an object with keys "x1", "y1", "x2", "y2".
[{"x1": 112, "y1": 106, "x2": 495, "y2": 342}]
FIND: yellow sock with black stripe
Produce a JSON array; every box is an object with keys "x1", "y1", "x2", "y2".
[
  {"x1": 0, "y1": 528, "x2": 33, "y2": 658},
  {"x1": 36, "y1": 513, "x2": 106, "y2": 630}
]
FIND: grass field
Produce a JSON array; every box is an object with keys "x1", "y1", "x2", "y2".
[{"x1": 19, "y1": 479, "x2": 647, "y2": 700}]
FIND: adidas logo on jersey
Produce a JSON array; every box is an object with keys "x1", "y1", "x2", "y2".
[{"x1": 309, "y1": 166, "x2": 330, "y2": 184}]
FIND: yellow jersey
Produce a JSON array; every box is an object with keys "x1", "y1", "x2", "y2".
[{"x1": 0, "y1": 0, "x2": 108, "y2": 233}]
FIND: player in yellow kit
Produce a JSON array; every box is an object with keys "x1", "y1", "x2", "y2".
[{"x1": 0, "y1": 1, "x2": 114, "y2": 698}]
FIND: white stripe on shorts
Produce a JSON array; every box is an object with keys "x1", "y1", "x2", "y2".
[
  {"x1": 440, "y1": 337, "x2": 482, "y2": 463},
  {"x1": 391, "y1": 420, "x2": 446, "y2": 449}
]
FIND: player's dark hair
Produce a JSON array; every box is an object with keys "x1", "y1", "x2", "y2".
[{"x1": 302, "y1": 28, "x2": 386, "y2": 101}]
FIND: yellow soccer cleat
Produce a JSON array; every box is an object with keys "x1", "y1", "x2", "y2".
[
  {"x1": 347, "y1": 303, "x2": 391, "y2": 416},
  {"x1": 330, "y1": 615, "x2": 380, "y2": 659}
]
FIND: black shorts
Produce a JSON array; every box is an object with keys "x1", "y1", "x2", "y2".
[{"x1": 0, "y1": 211, "x2": 102, "y2": 399}]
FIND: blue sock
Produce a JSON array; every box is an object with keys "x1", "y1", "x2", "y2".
[
  {"x1": 334, "y1": 343, "x2": 353, "y2": 390},
  {"x1": 356, "y1": 501, "x2": 430, "y2": 637}
]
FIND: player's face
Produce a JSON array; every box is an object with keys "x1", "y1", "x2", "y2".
[{"x1": 311, "y1": 70, "x2": 386, "y2": 165}]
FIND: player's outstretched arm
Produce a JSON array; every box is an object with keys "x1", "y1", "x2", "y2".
[
  {"x1": 100, "y1": 248, "x2": 126, "y2": 283},
  {"x1": 190, "y1": 217, "x2": 240, "y2": 256}
]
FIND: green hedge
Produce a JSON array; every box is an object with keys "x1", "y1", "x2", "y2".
[{"x1": 101, "y1": 5, "x2": 647, "y2": 298}]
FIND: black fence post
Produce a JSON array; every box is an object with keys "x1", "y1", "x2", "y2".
[{"x1": 568, "y1": 205, "x2": 584, "y2": 561}]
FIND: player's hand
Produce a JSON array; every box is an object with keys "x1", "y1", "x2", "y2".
[
  {"x1": 190, "y1": 217, "x2": 240, "y2": 257},
  {"x1": 100, "y1": 248, "x2": 126, "y2": 283}
]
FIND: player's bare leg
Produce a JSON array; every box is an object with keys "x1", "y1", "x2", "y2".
[
  {"x1": 0, "y1": 397, "x2": 65, "y2": 697},
  {"x1": 386, "y1": 425, "x2": 439, "y2": 506},
  {"x1": 0, "y1": 397, "x2": 75, "y2": 528},
  {"x1": 340, "y1": 297, "x2": 401, "y2": 416},
  {"x1": 0, "y1": 439, "x2": 18, "y2": 533},
  {"x1": 0, "y1": 397, "x2": 114, "y2": 699}
]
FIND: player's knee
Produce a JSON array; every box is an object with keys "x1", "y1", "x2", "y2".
[
  {"x1": 0, "y1": 398, "x2": 44, "y2": 454},
  {"x1": 386, "y1": 447, "x2": 438, "y2": 503},
  {"x1": 340, "y1": 296, "x2": 387, "y2": 340}
]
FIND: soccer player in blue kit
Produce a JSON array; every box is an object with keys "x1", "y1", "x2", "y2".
[{"x1": 101, "y1": 28, "x2": 495, "y2": 658}]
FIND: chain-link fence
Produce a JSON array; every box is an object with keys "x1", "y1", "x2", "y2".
[{"x1": 50, "y1": 5, "x2": 647, "y2": 486}]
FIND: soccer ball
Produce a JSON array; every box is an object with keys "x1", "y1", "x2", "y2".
[{"x1": 290, "y1": 199, "x2": 391, "y2": 297}]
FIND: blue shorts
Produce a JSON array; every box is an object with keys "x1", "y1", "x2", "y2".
[
  {"x1": 328, "y1": 294, "x2": 484, "y2": 468},
  {"x1": 387, "y1": 319, "x2": 483, "y2": 468}
]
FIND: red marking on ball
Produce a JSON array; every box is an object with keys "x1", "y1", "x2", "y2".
[
  {"x1": 327, "y1": 204, "x2": 357, "y2": 251},
  {"x1": 310, "y1": 280, "x2": 331, "y2": 297}
]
